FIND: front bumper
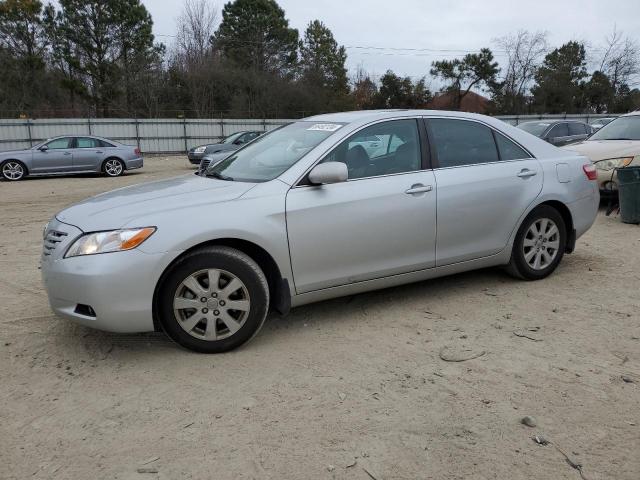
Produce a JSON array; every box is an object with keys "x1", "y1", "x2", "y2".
[
  {"x1": 41, "y1": 219, "x2": 177, "y2": 333},
  {"x1": 125, "y1": 157, "x2": 144, "y2": 170},
  {"x1": 187, "y1": 152, "x2": 205, "y2": 164}
]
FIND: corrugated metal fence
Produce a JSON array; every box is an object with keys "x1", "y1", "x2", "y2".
[
  {"x1": 0, "y1": 118, "x2": 296, "y2": 153},
  {"x1": 0, "y1": 113, "x2": 618, "y2": 154}
]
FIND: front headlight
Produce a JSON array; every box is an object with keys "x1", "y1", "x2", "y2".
[
  {"x1": 194, "y1": 146, "x2": 207, "y2": 154},
  {"x1": 595, "y1": 157, "x2": 634, "y2": 171},
  {"x1": 65, "y1": 227, "x2": 156, "y2": 258}
]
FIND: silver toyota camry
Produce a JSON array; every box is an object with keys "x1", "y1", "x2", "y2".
[
  {"x1": 41, "y1": 110, "x2": 599, "y2": 353},
  {"x1": 0, "y1": 135, "x2": 143, "y2": 181}
]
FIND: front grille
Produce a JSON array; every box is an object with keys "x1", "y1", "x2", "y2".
[
  {"x1": 42, "y1": 229, "x2": 68, "y2": 256},
  {"x1": 199, "y1": 158, "x2": 211, "y2": 173}
]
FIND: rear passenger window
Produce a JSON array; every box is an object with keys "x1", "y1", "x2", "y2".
[
  {"x1": 568, "y1": 123, "x2": 586, "y2": 135},
  {"x1": 76, "y1": 137, "x2": 100, "y2": 148},
  {"x1": 494, "y1": 133, "x2": 531, "y2": 160},
  {"x1": 548, "y1": 123, "x2": 569, "y2": 138},
  {"x1": 429, "y1": 119, "x2": 499, "y2": 167}
]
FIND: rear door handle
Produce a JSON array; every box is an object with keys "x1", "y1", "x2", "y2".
[
  {"x1": 517, "y1": 169, "x2": 537, "y2": 178},
  {"x1": 405, "y1": 184, "x2": 433, "y2": 195},
  {"x1": 96, "y1": 150, "x2": 103, "y2": 154}
]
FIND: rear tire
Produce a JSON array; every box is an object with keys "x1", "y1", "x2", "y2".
[
  {"x1": 103, "y1": 158, "x2": 125, "y2": 177},
  {"x1": 506, "y1": 205, "x2": 566, "y2": 280},
  {"x1": 157, "y1": 246, "x2": 270, "y2": 353},
  {"x1": 1, "y1": 160, "x2": 26, "y2": 181}
]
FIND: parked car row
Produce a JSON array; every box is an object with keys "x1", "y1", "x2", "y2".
[{"x1": 187, "y1": 131, "x2": 263, "y2": 172}]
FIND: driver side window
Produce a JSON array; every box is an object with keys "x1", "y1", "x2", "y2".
[{"x1": 321, "y1": 119, "x2": 421, "y2": 180}]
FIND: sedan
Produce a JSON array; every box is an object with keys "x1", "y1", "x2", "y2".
[
  {"x1": 0, "y1": 136, "x2": 143, "y2": 181},
  {"x1": 561, "y1": 112, "x2": 640, "y2": 195},
  {"x1": 187, "y1": 131, "x2": 263, "y2": 165},
  {"x1": 42, "y1": 110, "x2": 599, "y2": 353},
  {"x1": 517, "y1": 120, "x2": 593, "y2": 147}
]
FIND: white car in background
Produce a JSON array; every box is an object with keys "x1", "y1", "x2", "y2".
[{"x1": 561, "y1": 112, "x2": 640, "y2": 195}]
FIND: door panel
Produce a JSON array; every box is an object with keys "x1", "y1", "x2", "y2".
[
  {"x1": 434, "y1": 160, "x2": 543, "y2": 265},
  {"x1": 426, "y1": 117, "x2": 543, "y2": 266},
  {"x1": 31, "y1": 137, "x2": 73, "y2": 173},
  {"x1": 73, "y1": 137, "x2": 104, "y2": 171},
  {"x1": 286, "y1": 171, "x2": 437, "y2": 293}
]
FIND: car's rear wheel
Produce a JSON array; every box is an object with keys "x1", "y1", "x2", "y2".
[
  {"x1": 506, "y1": 205, "x2": 566, "y2": 280},
  {"x1": 1, "y1": 160, "x2": 26, "y2": 181},
  {"x1": 103, "y1": 158, "x2": 124, "y2": 177},
  {"x1": 157, "y1": 246, "x2": 270, "y2": 353}
]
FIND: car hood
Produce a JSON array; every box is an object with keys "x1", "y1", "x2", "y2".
[
  {"x1": 207, "y1": 144, "x2": 237, "y2": 154},
  {"x1": 561, "y1": 140, "x2": 640, "y2": 161},
  {"x1": 56, "y1": 174, "x2": 256, "y2": 232}
]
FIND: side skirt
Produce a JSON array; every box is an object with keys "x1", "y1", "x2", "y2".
[{"x1": 290, "y1": 252, "x2": 510, "y2": 308}]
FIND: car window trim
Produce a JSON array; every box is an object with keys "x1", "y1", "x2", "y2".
[
  {"x1": 293, "y1": 117, "x2": 429, "y2": 188},
  {"x1": 424, "y1": 116, "x2": 535, "y2": 169}
]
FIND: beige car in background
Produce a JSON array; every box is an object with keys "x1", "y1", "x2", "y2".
[{"x1": 562, "y1": 112, "x2": 640, "y2": 196}]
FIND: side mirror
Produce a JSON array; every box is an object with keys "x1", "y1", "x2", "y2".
[
  {"x1": 39, "y1": 145, "x2": 49, "y2": 151},
  {"x1": 308, "y1": 162, "x2": 348, "y2": 185}
]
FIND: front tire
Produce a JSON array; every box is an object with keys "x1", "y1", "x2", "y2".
[
  {"x1": 1, "y1": 160, "x2": 26, "y2": 181},
  {"x1": 157, "y1": 246, "x2": 270, "y2": 353},
  {"x1": 103, "y1": 158, "x2": 125, "y2": 177},
  {"x1": 506, "y1": 205, "x2": 566, "y2": 280}
]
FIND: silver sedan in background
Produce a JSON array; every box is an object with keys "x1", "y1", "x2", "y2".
[
  {"x1": 0, "y1": 135, "x2": 143, "y2": 181},
  {"x1": 41, "y1": 110, "x2": 599, "y2": 353}
]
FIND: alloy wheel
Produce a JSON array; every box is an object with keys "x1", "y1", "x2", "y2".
[
  {"x1": 2, "y1": 161, "x2": 24, "y2": 180},
  {"x1": 104, "y1": 159, "x2": 123, "y2": 176},
  {"x1": 523, "y1": 218, "x2": 560, "y2": 270},
  {"x1": 173, "y1": 268, "x2": 251, "y2": 341}
]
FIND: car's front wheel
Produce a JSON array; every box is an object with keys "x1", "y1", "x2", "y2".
[
  {"x1": 507, "y1": 205, "x2": 566, "y2": 280},
  {"x1": 157, "y1": 246, "x2": 270, "y2": 353},
  {"x1": 103, "y1": 158, "x2": 125, "y2": 177},
  {"x1": 1, "y1": 160, "x2": 26, "y2": 181}
]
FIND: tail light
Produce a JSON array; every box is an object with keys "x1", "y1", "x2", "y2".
[
  {"x1": 583, "y1": 164, "x2": 597, "y2": 181},
  {"x1": 134, "y1": 147, "x2": 141, "y2": 156}
]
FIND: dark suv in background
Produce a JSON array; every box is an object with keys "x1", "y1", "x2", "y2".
[
  {"x1": 517, "y1": 120, "x2": 593, "y2": 147},
  {"x1": 187, "y1": 131, "x2": 263, "y2": 165}
]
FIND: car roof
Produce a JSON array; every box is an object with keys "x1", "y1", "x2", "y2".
[
  {"x1": 44, "y1": 134, "x2": 120, "y2": 143},
  {"x1": 305, "y1": 109, "x2": 549, "y2": 131}
]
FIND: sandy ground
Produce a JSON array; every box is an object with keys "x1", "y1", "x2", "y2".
[{"x1": 0, "y1": 155, "x2": 639, "y2": 480}]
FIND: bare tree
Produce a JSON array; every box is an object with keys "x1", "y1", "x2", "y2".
[
  {"x1": 493, "y1": 30, "x2": 548, "y2": 113},
  {"x1": 599, "y1": 26, "x2": 640, "y2": 93},
  {"x1": 175, "y1": 0, "x2": 218, "y2": 66}
]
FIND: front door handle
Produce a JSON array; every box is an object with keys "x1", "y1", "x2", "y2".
[
  {"x1": 63, "y1": 152, "x2": 72, "y2": 156},
  {"x1": 405, "y1": 184, "x2": 433, "y2": 195},
  {"x1": 517, "y1": 169, "x2": 537, "y2": 178}
]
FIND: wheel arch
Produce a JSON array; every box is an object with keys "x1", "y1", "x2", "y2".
[
  {"x1": 536, "y1": 200, "x2": 575, "y2": 253},
  {"x1": 152, "y1": 238, "x2": 290, "y2": 332}
]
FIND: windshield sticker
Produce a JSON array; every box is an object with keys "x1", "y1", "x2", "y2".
[{"x1": 307, "y1": 123, "x2": 342, "y2": 132}]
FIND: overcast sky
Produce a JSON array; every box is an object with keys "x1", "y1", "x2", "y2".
[{"x1": 145, "y1": 0, "x2": 640, "y2": 87}]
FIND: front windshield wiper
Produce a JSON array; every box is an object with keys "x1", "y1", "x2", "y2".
[{"x1": 205, "y1": 171, "x2": 234, "y2": 181}]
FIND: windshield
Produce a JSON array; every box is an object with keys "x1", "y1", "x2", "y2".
[
  {"x1": 589, "y1": 116, "x2": 640, "y2": 141},
  {"x1": 221, "y1": 132, "x2": 244, "y2": 144},
  {"x1": 518, "y1": 122, "x2": 550, "y2": 136},
  {"x1": 206, "y1": 121, "x2": 344, "y2": 182}
]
